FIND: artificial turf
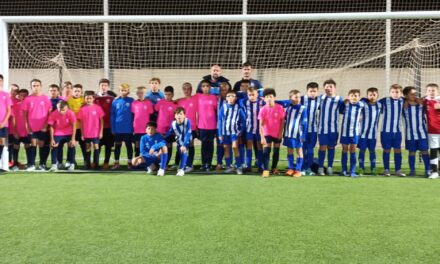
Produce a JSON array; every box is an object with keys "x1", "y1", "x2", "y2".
[{"x1": 1, "y1": 171, "x2": 440, "y2": 263}]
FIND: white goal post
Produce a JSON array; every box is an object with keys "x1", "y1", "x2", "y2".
[{"x1": 1, "y1": 10, "x2": 440, "y2": 170}]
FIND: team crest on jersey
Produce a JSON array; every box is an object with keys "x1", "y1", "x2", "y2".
[
  {"x1": 1, "y1": 96, "x2": 5, "y2": 100},
  {"x1": 92, "y1": 111, "x2": 97, "y2": 115},
  {"x1": 40, "y1": 101, "x2": 45, "y2": 105},
  {"x1": 125, "y1": 103, "x2": 130, "y2": 107},
  {"x1": 209, "y1": 101, "x2": 212, "y2": 105},
  {"x1": 106, "y1": 99, "x2": 111, "y2": 103},
  {"x1": 168, "y1": 106, "x2": 173, "y2": 111},
  {"x1": 189, "y1": 103, "x2": 193, "y2": 107},
  {"x1": 143, "y1": 106, "x2": 147, "y2": 110}
]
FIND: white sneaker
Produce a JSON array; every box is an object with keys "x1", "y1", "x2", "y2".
[
  {"x1": 38, "y1": 165, "x2": 47, "y2": 171},
  {"x1": 147, "y1": 166, "x2": 153, "y2": 174},
  {"x1": 11, "y1": 166, "x2": 19, "y2": 172},
  {"x1": 429, "y1": 172, "x2": 439, "y2": 179},
  {"x1": 49, "y1": 164, "x2": 58, "y2": 172},
  {"x1": 65, "y1": 162, "x2": 71, "y2": 168},
  {"x1": 236, "y1": 167, "x2": 243, "y2": 175},
  {"x1": 184, "y1": 166, "x2": 194, "y2": 173},
  {"x1": 318, "y1": 167, "x2": 325, "y2": 176},
  {"x1": 383, "y1": 169, "x2": 391, "y2": 177},
  {"x1": 224, "y1": 167, "x2": 235, "y2": 174},
  {"x1": 26, "y1": 165, "x2": 36, "y2": 171},
  {"x1": 395, "y1": 170, "x2": 406, "y2": 177},
  {"x1": 67, "y1": 164, "x2": 75, "y2": 171},
  {"x1": 157, "y1": 169, "x2": 165, "y2": 176},
  {"x1": 327, "y1": 167, "x2": 333, "y2": 175},
  {"x1": 176, "y1": 169, "x2": 185, "y2": 176}
]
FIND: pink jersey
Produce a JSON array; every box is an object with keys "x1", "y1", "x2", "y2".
[
  {"x1": 155, "y1": 99, "x2": 178, "y2": 134},
  {"x1": 131, "y1": 99, "x2": 154, "y2": 134},
  {"x1": 178, "y1": 96, "x2": 198, "y2": 130},
  {"x1": 77, "y1": 104, "x2": 105, "y2": 139},
  {"x1": 196, "y1": 93, "x2": 218, "y2": 130},
  {"x1": 0, "y1": 91, "x2": 12, "y2": 127},
  {"x1": 258, "y1": 104, "x2": 285, "y2": 138},
  {"x1": 47, "y1": 109, "x2": 76, "y2": 136},
  {"x1": 12, "y1": 100, "x2": 27, "y2": 137},
  {"x1": 22, "y1": 95, "x2": 51, "y2": 132}
]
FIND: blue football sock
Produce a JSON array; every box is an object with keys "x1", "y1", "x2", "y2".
[
  {"x1": 358, "y1": 150, "x2": 365, "y2": 170},
  {"x1": 328, "y1": 148, "x2": 335, "y2": 168},
  {"x1": 318, "y1": 150, "x2": 326, "y2": 168},
  {"x1": 225, "y1": 156, "x2": 232, "y2": 167},
  {"x1": 383, "y1": 151, "x2": 390, "y2": 170},
  {"x1": 370, "y1": 151, "x2": 376, "y2": 170},
  {"x1": 180, "y1": 152, "x2": 188, "y2": 170},
  {"x1": 295, "y1": 157, "x2": 304, "y2": 172},
  {"x1": 307, "y1": 147, "x2": 315, "y2": 169},
  {"x1": 257, "y1": 149, "x2": 263, "y2": 168},
  {"x1": 287, "y1": 154, "x2": 294, "y2": 169},
  {"x1": 350, "y1": 152, "x2": 356, "y2": 174},
  {"x1": 235, "y1": 155, "x2": 242, "y2": 168},
  {"x1": 409, "y1": 155, "x2": 416, "y2": 171},
  {"x1": 341, "y1": 152, "x2": 348, "y2": 172},
  {"x1": 160, "y1": 153, "x2": 168, "y2": 170},
  {"x1": 246, "y1": 148, "x2": 253, "y2": 168},
  {"x1": 422, "y1": 153, "x2": 430, "y2": 173},
  {"x1": 395, "y1": 152, "x2": 402, "y2": 171},
  {"x1": 188, "y1": 146, "x2": 195, "y2": 167}
]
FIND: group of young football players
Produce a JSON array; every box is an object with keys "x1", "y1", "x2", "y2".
[{"x1": 0, "y1": 62, "x2": 439, "y2": 178}]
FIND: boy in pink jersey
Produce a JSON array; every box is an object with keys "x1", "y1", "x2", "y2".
[
  {"x1": 177, "y1": 82, "x2": 198, "y2": 172},
  {"x1": 48, "y1": 100, "x2": 77, "y2": 171},
  {"x1": 196, "y1": 80, "x2": 218, "y2": 171},
  {"x1": 7, "y1": 84, "x2": 20, "y2": 168},
  {"x1": 131, "y1": 86, "x2": 154, "y2": 157},
  {"x1": 155, "y1": 85, "x2": 178, "y2": 167},
  {"x1": 10, "y1": 89, "x2": 30, "y2": 171},
  {"x1": 77, "y1": 91, "x2": 105, "y2": 169},
  {"x1": 258, "y1": 88, "x2": 285, "y2": 177},
  {"x1": 0, "y1": 74, "x2": 12, "y2": 172},
  {"x1": 22, "y1": 79, "x2": 52, "y2": 171}
]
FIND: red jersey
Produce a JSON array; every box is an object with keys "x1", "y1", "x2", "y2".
[
  {"x1": 94, "y1": 95, "x2": 114, "y2": 128},
  {"x1": 424, "y1": 97, "x2": 440, "y2": 134}
]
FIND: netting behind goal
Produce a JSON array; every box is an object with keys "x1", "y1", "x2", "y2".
[{"x1": 3, "y1": 0, "x2": 440, "y2": 98}]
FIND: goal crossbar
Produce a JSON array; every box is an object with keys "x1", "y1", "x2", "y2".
[{"x1": 2, "y1": 11, "x2": 440, "y2": 24}]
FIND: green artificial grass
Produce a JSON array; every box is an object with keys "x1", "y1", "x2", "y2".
[{"x1": 1, "y1": 173, "x2": 440, "y2": 263}]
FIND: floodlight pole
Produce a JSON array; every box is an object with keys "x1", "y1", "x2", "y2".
[
  {"x1": 0, "y1": 19, "x2": 9, "y2": 170},
  {"x1": 242, "y1": 0, "x2": 248, "y2": 64},
  {"x1": 385, "y1": 0, "x2": 392, "y2": 89}
]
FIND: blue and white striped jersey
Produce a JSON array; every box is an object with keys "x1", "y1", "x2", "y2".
[
  {"x1": 283, "y1": 104, "x2": 308, "y2": 140},
  {"x1": 301, "y1": 95, "x2": 321, "y2": 133},
  {"x1": 340, "y1": 101, "x2": 365, "y2": 138},
  {"x1": 217, "y1": 103, "x2": 246, "y2": 137},
  {"x1": 240, "y1": 97, "x2": 264, "y2": 135},
  {"x1": 165, "y1": 118, "x2": 192, "y2": 147},
  {"x1": 360, "y1": 98, "x2": 382, "y2": 139},
  {"x1": 402, "y1": 103, "x2": 428, "y2": 140},
  {"x1": 318, "y1": 95, "x2": 344, "y2": 134},
  {"x1": 379, "y1": 97, "x2": 404, "y2": 133}
]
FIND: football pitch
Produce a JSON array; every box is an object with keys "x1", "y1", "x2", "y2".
[{"x1": 1, "y1": 163, "x2": 440, "y2": 263}]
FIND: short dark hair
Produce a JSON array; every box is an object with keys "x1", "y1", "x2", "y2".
[
  {"x1": 84, "y1": 90, "x2": 95, "y2": 97},
  {"x1": 289, "y1": 89, "x2": 301, "y2": 96},
  {"x1": 18, "y1": 88, "x2": 29, "y2": 95},
  {"x1": 306, "y1": 82, "x2": 319, "y2": 90},
  {"x1": 323, "y1": 79, "x2": 336, "y2": 87},
  {"x1": 30, "y1": 79, "x2": 42, "y2": 86},
  {"x1": 226, "y1": 90, "x2": 237, "y2": 96},
  {"x1": 348, "y1": 89, "x2": 361, "y2": 95},
  {"x1": 174, "y1": 106, "x2": 186, "y2": 115},
  {"x1": 403, "y1": 86, "x2": 416, "y2": 96},
  {"x1": 211, "y1": 63, "x2": 221, "y2": 68},
  {"x1": 241, "y1": 80, "x2": 250, "y2": 85},
  {"x1": 106, "y1": 90, "x2": 117, "y2": 97},
  {"x1": 242, "y1": 61, "x2": 253, "y2": 68},
  {"x1": 164, "y1": 85, "x2": 174, "y2": 93},
  {"x1": 73, "y1": 84, "x2": 83, "y2": 90},
  {"x1": 366, "y1": 87, "x2": 379, "y2": 94},
  {"x1": 49, "y1": 84, "x2": 60, "y2": 91},
  {"x1": 147, "y1": 121, "x2": 157, "y2": 129},
  {"x1": 0, "y1": 74, "x2": 3, "y2": 80},
  {"x1": 63, "y1": 81, "x2": 72, "y2": 87},
  {"x1": 263, "y1": 88, "x2": 276, "y2": 97},
  {"x1": 426, "y1": 83, "x2": 439, "y2": 89},
  {"x1": 11, "y1": 84, "x2": 20, "y2": 90},
  {"x1": 99, "y1": 78, "x2": 110, "y2": 85},
  {"x1": 200, "y1": 80, "x2": 210, "y2": 86},
  {"x1": 58, "y1": 100, "x2": 68, "y2": 108}
]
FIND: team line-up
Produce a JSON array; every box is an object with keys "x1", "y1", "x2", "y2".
[{"x1": 0, "y1": 63, "x2": 439, "y2": 178}]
